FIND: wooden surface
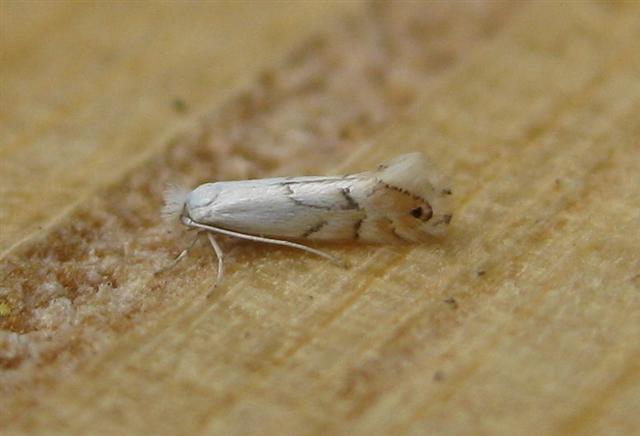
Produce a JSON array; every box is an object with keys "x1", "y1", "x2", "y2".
[{"x1": 2, "y1": 1, "x2": 639, "y2": 435}]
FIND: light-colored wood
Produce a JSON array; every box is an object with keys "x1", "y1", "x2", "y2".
[
  {"x1": 2, "y1": 1, "x2": 639, "y2": 435},
  {"x1": 0, "y1": 0, "x2": 356, "y2": 254}
]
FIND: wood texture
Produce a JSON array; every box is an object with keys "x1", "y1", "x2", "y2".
[{"x1": 2, "y1": 1, "x2": 639, "y2": 435}]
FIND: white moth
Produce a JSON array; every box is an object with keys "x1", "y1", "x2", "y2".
[{"x1": 161, "y1": 152, "x2": 452, "y2": 284}]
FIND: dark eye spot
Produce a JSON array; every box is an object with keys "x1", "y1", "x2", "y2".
[{"x1": 410, "y1": 207, "x2": 423, "y2": 218}]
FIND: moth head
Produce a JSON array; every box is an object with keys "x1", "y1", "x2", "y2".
[
  {"x1": 162, "y1": 185, "x2": 191, "y2": 221},
  {"x1": 163, "y1": 183, "x2": 223, "y2": 225},
  {"x1": 183, "y1": 183, "x2": 224, "y2": 224}
]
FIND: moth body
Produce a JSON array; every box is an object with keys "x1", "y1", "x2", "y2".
[{"x1": 162, "y1": 153, "x2": 452, "y2": 285}]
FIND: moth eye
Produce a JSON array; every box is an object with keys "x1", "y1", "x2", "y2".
[{"x1": 410, "y1": 207, "x2": 423, "y2": 218}]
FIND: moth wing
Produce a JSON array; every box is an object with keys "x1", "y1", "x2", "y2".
[{"x1": 357, "y1": 153, "x2": 453, "y2": 242}]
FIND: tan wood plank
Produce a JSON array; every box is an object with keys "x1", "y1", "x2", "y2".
[
  {"x1": 2, "y1": 1, "x2": 639, "y2": 435},
  {"x1": 0, "y1": 0, "x2": 357, "y2": 253}
]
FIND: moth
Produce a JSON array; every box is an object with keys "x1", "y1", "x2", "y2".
[{"x1": 162, "y1": 152, "x2": 452, "y2": 284}]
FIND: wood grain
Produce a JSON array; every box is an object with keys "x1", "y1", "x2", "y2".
[
  {"x1": 0, "y1": 0, "x2": 356, "y2": 253},
  {"x1": 2, "y1": 1, "x2": 639, "y2": 435}
]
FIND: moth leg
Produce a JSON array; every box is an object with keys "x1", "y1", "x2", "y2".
[
  {"x1": 155, "y1": 231, "x2": 200, "y2": 276},
  {"x1": 206, "y1": 232, "x2": 224, "y2": 288}
]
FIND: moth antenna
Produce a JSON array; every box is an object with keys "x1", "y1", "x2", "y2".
[
  {"x1": 162, "y1": 184, "x2": 190, "y2": 220},
  {"x1": 183, "y1": 218, "x2": 349, "y2": 268}
]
